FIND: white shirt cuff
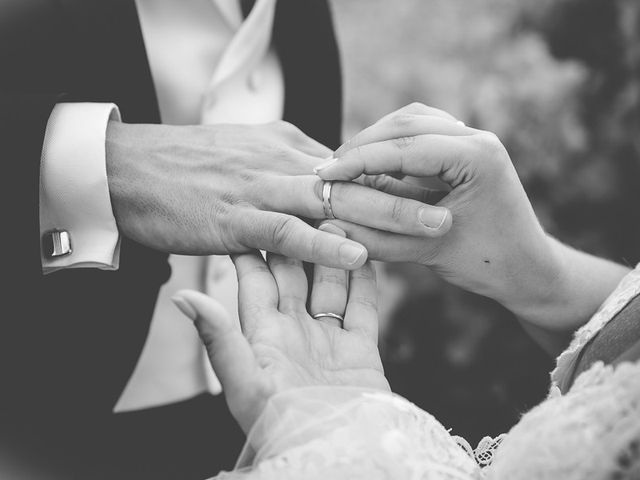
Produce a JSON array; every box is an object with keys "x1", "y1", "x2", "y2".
[{"x1": 40, "y1": 103, "x2": 122, "y2": 274}]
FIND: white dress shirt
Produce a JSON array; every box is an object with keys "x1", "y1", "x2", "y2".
[{"x1": 39, "y1": 0, "x2": 283, "y2": 412}]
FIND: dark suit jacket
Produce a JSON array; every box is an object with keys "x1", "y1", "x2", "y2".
[{"x1": 0, "y1": 1, "x2": 342, "y2": 478}]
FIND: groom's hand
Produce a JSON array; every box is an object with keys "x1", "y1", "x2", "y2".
[
  {"x1": 105, "y1": 121, "x2": 452, "y2": 270},
  {"x1": 314, "y1": 103, "x2": 570, "y2": 325}
]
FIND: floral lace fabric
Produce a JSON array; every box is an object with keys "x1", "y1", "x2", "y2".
[
  {"x1": 216, "y1": 387, "x2": 482, "y2": 479},
  {"x1": 453, "y1": 434, "x2": 506, "y2": 470},
  {"x1": 212, "y1": 266, "x2": 640, "y2": 480}
]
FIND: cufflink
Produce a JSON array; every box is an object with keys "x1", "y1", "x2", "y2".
[{"x1": 42, "y1": 229, "x2": 72, "y2": 258}]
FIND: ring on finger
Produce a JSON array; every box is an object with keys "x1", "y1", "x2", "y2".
[
  {"x1": 312, "y1": 312, "x2": 344, "y2": 324},
  {"x1": 322, "y1": 181, "x2": 336, "y2": 220}
]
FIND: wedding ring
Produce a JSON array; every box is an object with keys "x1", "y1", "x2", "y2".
[
  {"x1": 322, "y1": 181, "x2": 336, "y2": 219},
  {"x1": 312, "y1": 312, "x2": 344, "y2": 323}
]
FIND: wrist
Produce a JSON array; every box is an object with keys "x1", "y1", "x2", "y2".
[
  {"x1": 497, "y1": 235, "x2": 571, "y2": 328},
  {"x1": 105, "y1": 120, "x2": 152, "y2": 246},
  {"x1": 105, "y1": 120, "x2": 129, "y2": 226},
  {"x1": 501, "y1": 235, "x2": 629, "y2": 333}
]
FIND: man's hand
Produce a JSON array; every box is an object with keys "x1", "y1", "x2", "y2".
[
  {"x1": 314, "y1": 104, "x2": 628, "y2": 342},
  {"x1": 172, "y1": 249, "x2": 389, "y2": 434},
  {"x1": 105, "y1": 120, "x2": 452, "y2": 270}
]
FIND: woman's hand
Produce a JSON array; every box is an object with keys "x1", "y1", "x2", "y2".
[
  {"x1": 314, "y1": 103, "x2": 628, "y2": 351},
  {"x1": 315, "y1": 103, "x2": 563, "y2": 321},
  {"x1": 171, "y1": 237, "x2": 389, "y2": 434}
]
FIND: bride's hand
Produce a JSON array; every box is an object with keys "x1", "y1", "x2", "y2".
[
  {"x1": 172, "y1": 235, "x2": 389, "y2": 434},
  {"x1": 313, "y1": 103, "x2": 572, "y2": 331}
]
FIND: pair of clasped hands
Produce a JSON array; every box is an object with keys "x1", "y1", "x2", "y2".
[{"x1": 106, "y1": 103, "x2": 570, "y2": 434}]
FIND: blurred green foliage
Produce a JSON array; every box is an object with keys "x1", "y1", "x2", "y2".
[{"x1": 332, "y1": 0, "x2": 640, "y2": 443}]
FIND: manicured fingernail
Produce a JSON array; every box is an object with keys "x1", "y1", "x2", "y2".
[
  {"x1": 339, "y1": 243, "x2": 366, "y2": 266},
  {"x1": 318, "y1": 222, "x2": 346, "y2": 237},
  {"x1": 172, "y1": 295, "x2": 197, "y2": 321},
  {"x1": 313, "y1": 155, "x2": 338, "y2": 174},
  {"x1": 419, "y1": 207, "x2": 448, "y2": 229},
  {"x1": 456, "y1": 120, "x2": 466, "y2": 127}
]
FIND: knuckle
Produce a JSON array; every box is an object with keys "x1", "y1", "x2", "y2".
[
  {"x1": 404, "y1": 102, "x2": 427, "y2": 113},
  {"x1": 391, "y1": 136, "x2": 415, "y2": 172},
  {"x1": 265, "y1": 142, "x2": 294, "y2": 161},
  {"x1": 237, "y1": 263, "x2": 270, "y2": 282},
  {"x1": 365, "y1": 174, "x2": 392, "y2": 192},
  {"x1": 473, "y1": 132, "x2": 507, "y2": 165},
  {"x1": 392, "y1": 135, "x2": 416, "y2": 149},
  {"x1": 391, "y1": 113, "x2": 415, "y2": 130},
  {"x1": 351, "y1": 144, "x2": 365, "y2": 163},
  {"x1": 351, "y1": 294, "x2": 378, "y2": 311},
  {"x1": 416, "y1": 241, "x2": 441, "y2": 266},
  {"x1": 389, "y1": 138, "x2": 414, "y2": 171},
  {"x1": 309, "y1": 232, "x2": 325, "y2": 260},
  {"x1": 269, "y1": 216, "x2": 298, "y2": 248},
  {"x1": 317, "y1": 270, "x2": 346, "y2": 286},
  {"x1": 269, "y1": 254, "x2": 301, "y2": 269},
  {"x1": 388, "y1": 197, "x2": 409, "y2": 223},
  {"x1": 354, "y1": 262, "x2": 376, "y2": 282}
]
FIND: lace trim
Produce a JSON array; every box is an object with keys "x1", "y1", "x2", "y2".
[
  {"x1": 453, "y1": 433, "x2": 506, "y2": 468},
  {"x1": 486, "y1": 360, "x2": 640, "y2": 480},
  {"x1": 551, "y1": 264, "x2": 640, "y2": 393}
]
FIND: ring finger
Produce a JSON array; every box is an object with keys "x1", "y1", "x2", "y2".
[
  {"x1": 274, "y1": 175, "x2": 452, "y2": 238},
  {"x1": 267, "y1": 253, "x2": 308, "y2": 316},
  {"x1": 309, "y1": 223, "x2": 349, "y2": 327}
]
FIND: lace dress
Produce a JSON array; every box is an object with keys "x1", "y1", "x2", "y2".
[{"x1": 212, "y1": 266, "x2": 640, "y2": 480}]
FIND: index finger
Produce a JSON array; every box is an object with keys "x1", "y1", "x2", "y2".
[
  {"x1": 334, "y1": 103, "x2": 461, "y2": 157},
  {"x1": 314, "y1": 134, "x2": 470, "y2": 183},
  {"x1": 327, "y1": 114, "x2": 478, "y2": 163}
]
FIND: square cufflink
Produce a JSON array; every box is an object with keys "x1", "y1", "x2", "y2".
[{"x1": 42, "y1": 229, "x2": 72, "y2": 258}]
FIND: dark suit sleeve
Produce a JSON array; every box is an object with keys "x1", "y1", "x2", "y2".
[
  {"x1": 0, "y1": 90, "x2": 173, "y2": 472},
  {"x1": 0, "y1": 2, "x2": 171, "y2": 467},
  {"x1": 1, "y1": 93, "x2": 62, "y2": 277},
  {"x1": 0, "y1": 1, "x2": 76, "y2": 273}
]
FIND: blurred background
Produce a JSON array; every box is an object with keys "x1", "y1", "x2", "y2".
[{"x1": 331, "y1": 0, "x2": 640, "y2": 445}]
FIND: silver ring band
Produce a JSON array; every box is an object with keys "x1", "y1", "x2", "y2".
[
  {"x1": 322, "y1": 181, "x2": 336, "y2": 220},
  {"x1": 312, "y1": 312, "x2": 344, "y2": 323}
]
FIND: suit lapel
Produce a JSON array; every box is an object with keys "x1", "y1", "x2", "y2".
[{"x1": 56, "y1": 0, "x2": 342, "y2": 139}]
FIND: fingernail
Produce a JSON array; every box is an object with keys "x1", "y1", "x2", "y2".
[
  {"x1": 456, "y1": 120, "x2": 466, "y2": 127},
  {"x1": 172, "y1": 295, "x2": 197, "y2": 321},
  {"x1": 339, "y1": 243, "x2": 366, "y2": 266},
  {"x1": 313, "y1": 155, "x2": 338, "y2": 174},
  {"x1": 318, "y1": 222, "x2": 346, "y2": 237},
  {"x1": 419, "y1": 207, "x2": 448, "y2": 229}
]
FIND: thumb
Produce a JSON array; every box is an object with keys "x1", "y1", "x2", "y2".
[{"x1": 172, "y1": 290, "x2": 261, "y2": 404}]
